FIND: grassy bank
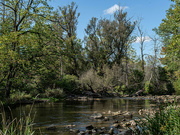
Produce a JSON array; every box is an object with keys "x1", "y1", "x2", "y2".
[
  {"x1": 133, "y1": 102, "x2": 180, "y2": 135},
  {"x1": 0, "y1": 88, "x2": 66, "y2": 106}
]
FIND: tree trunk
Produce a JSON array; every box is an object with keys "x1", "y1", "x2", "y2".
[{"x1": 5, "y1": 81, "x2": 11, "y2": 98}]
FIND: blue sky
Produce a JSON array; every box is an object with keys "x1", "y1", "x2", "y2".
[{"x1": 48, "y1": 0, "x2": 173, "y2": 56}]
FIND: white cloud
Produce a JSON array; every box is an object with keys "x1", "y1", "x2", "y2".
[
  {"x1": 104, "y1": 4, "x2": 129, "y2": 15},
  {"x1": 135, "y1": 36, "x2": 152, "y2": 43}
]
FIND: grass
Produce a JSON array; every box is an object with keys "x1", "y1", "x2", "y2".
[
  {"x1": 0, "y1": 102, "x2": 35, "y2": 135},
  {"x1": 133, "y1": 101, "x2": 180, "y2": 135}
]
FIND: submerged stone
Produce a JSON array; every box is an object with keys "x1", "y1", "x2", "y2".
[{"x1": 90, "y1": 113, "x2": 104, "y2": 119}]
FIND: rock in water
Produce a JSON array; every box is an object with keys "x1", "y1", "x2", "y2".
[
  {"x1": 86, "y1": 125, "x2": 94, "y2": 130},
  {"x1": 70, "y1": 129, "x2": 80, "y2": 133},
  {"x1": 90, "y1": 113, "x2": 104, "y2": 119}
]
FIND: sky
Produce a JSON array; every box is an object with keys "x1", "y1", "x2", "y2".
[{"x1": 48, "y1": 0, "x2": 173, "y2": 56}]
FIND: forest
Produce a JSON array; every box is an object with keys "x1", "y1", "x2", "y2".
[{"x1": 0, "y1": 0, "x2": 179, "y2": 103}]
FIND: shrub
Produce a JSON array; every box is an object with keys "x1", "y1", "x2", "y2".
[
  {"x1": 121, "y1": 85, "x2": 127, "y2": 91},
  {"x1": 29, "y1": 89, "x2": 39, "y2": 97},
  {"x1": 114, "y1": 86, "x2": 121, "y2": 92},
  {"x1": 44, "y1": 88, "x2": 64, "y2": 98},
  {"x1": 133, "y1": 102, "x2": 180, "y2": 135},
  {"x1": 166, "y1": 82, "x2": 175, "y2": 95},
  {"x1": 80, "y1": 69, "x2": 103, "y2": 93},
  {"x1": 144, "y1": 81, "x2": 153, "y2": 94},
  {"x1": 128, "y1": 69, "x2": 144, "y2": 94},
  {"x1": 114, "y1": 85, "x2": 126, "y2": 95},
  {"x1": 173, "y1": 78, "x2": 180, "y2": 94},
  {"x1": 57, "y1": 74, "x2": 79, "y2": 93},
  {"x1": 10, "y1": 91, "x2": 31, "y2": 102}
]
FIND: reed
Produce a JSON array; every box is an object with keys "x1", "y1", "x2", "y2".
[{"x1": 0, "y1": 102, "x2": 35, "y2": 135}]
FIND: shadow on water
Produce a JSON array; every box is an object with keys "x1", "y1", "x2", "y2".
[{"x1": 8, "y1": 98, "x2": 156, "y2": 135}]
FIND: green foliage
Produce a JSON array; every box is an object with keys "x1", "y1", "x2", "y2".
[
  {"x1": 85, "y1": 9, "x2": 136, "y2": 70},
  {"x1": 0, "y1": 0, "x2": 177, "y2": 100},
  {"x1": 80, "y1": 69, "x2": 100, "y2": 92},
  {"x1": 144, "y1": 66, "x2": 175, "y2": 95},
  {"x1": 114, "y1": 86, "x2": 121, "y2": 92},
  {"x1": 10, "y1": 91, "x2": 31, "y2": 102},
  {"x1": 121, "y1": 85, "x2": 127, "y2": 91},
  {"x1": 128, "y1": 69, "x2": 144, "y2": 93},
  {"x1": 54, "y1": 2, "x2": 84, "y2": 76},
  {"x1": 29, "y1": 89, "x2": 39, "y2": 98},
  {"x1": 166, "y1": 82, "x2": 175, "y2": 95},
  {"x1": 144, "y1": 81, "x2": 151, "y2": 94},
  {"x1": 173, "y1": 78, "x2": 180, "y2": 94},
  {"x1": 56, "y1": 75, "x2": 79, "y2": 94},
  {"x1": 44, "y1": 88, "x2": 64, "y2": 98},
  {"x1": 0, "y1": 0, "x2": 53, "y2": 98},
  {"x1": 133, "y1": 103, "x2": 180, "y2": 135},
  {"x1": 156, "y1": 0, "x2": 180, "y2": 93},
  {"x1": 38, "y1": 69, "x2": 57, "y2": 91},
  {"x1": 80, "y1": 66, "x2": 115, "y2": 93},
  {"x1": 80, "y1": 65, "x2": 144, "y2": 95},
  {"x1": 114, "y1": 85, "x2": 126, "y2": 95}
]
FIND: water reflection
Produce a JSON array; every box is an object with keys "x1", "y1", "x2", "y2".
[{"x1": 10, "y1": 98, "x2": 156, "y2": 135}]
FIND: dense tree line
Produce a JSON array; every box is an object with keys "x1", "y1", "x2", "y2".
[{"x1": 0, "y1": 0, "x2": 179, "y2": 101}]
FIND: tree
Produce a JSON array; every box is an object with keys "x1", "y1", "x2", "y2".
[
  {"x1": 84, "y1": 17, "x2": 109, "y2": 71},
  {"x1": 0, "y1": 0, "x2": 52, "y2": 97},
  {"x1": 136, "y1": 20, "x2": 146, "y2": 73},
  {"x1": 155, "y1": 0, "x2": 180, "y2": 91},
  {"x1": 85, "y1": 8, "x2": 136, "y2": 69},
  {"x1": 109, "y1": 9, "x2": 136, "y2": 65},
  {"x1": 156, "y1": 0, "x2": 180, "y2": 69},
  {"x1": 53, "y1": 2, "x2": 84, "y2": 77}
]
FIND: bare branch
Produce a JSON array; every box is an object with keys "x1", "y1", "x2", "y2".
[
  {"x1": 0, "y1": 2, "x2": 15, "y2": 11},
  {"x1": 16, "y1": 0, "x2": 34, "y2": 29}
]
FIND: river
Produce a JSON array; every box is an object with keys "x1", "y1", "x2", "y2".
[{"x1": 10, "y1": 98, "x2": 157, "y2": 135}]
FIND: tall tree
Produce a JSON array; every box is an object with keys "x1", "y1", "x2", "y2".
[
  {"x1": 85, "y1": 8, "x2": 136, "y2": 70},
  {"x1": 137, "y1": 20, "x2": 146, "y2": 73},
  {"x1": 155, "y1": 0, "x2": 180, "y2": 90},
  {"x1": 85, "y1": 17, "x2": 109, "y2": 71},
  {"x1": 53, "y1": 2, "x2": 84, "y2": 77},
  {"x1": 99, "y1": 9, "x2": 136, "y2": 65},
  {"x1": 0, "y1": 0, "x2": 52, "y2": 97}
]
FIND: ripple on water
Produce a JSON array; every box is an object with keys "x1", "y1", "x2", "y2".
[{"x1": 10, "y1": 98, "x2": 157, "y2": 135}]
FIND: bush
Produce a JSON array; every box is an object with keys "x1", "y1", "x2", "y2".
[
  {"x1": 144, "y1": 66, "x2": 175, "y2": 95},
  {"x1": 10, "y1": 91, "x2": 31, "y2": 102},
  {"x1": 114, "y1": 86, "x2": 121, "y2": 92},
  {"x1": 80, "y1": 65, "x2": 145, "y2": 95},
  {"x1": 133, "y1": 103, "x2": 180, "y2": 135},
  {"x1": 113, "y1": 85, "x2": 126, "y2": 95},
  {"x1": 29, "y1": 89, "x2": 39, "y2": 97},
  {"x1": 173, "y1": 78, "x2": 180, "y2": 94},
  {"x1": 121, "y1": 85, "x2": 127, "y2": 91},
  {"x1": 144, "y1": 81, "x2": 153, "y2": 94},
  {"x1": 44, "y1": 88, "x2": 64, "y2": 98},
  {"x1": 55, "y1": 74, "x2": 79, "y2": 94},
  {"x1": 80, "y1": 69, "x2": 102, "y2": 93},
  {"x1": 166, "y1": 82, "x2": 175, "y2": 95},
  {"x1": 128, "y1": 69, "x2": 144, "y2": 94}
]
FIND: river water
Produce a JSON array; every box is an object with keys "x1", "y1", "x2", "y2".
[{"x1": 10, "y1": 98, "x2": 157, "y2": 135}]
